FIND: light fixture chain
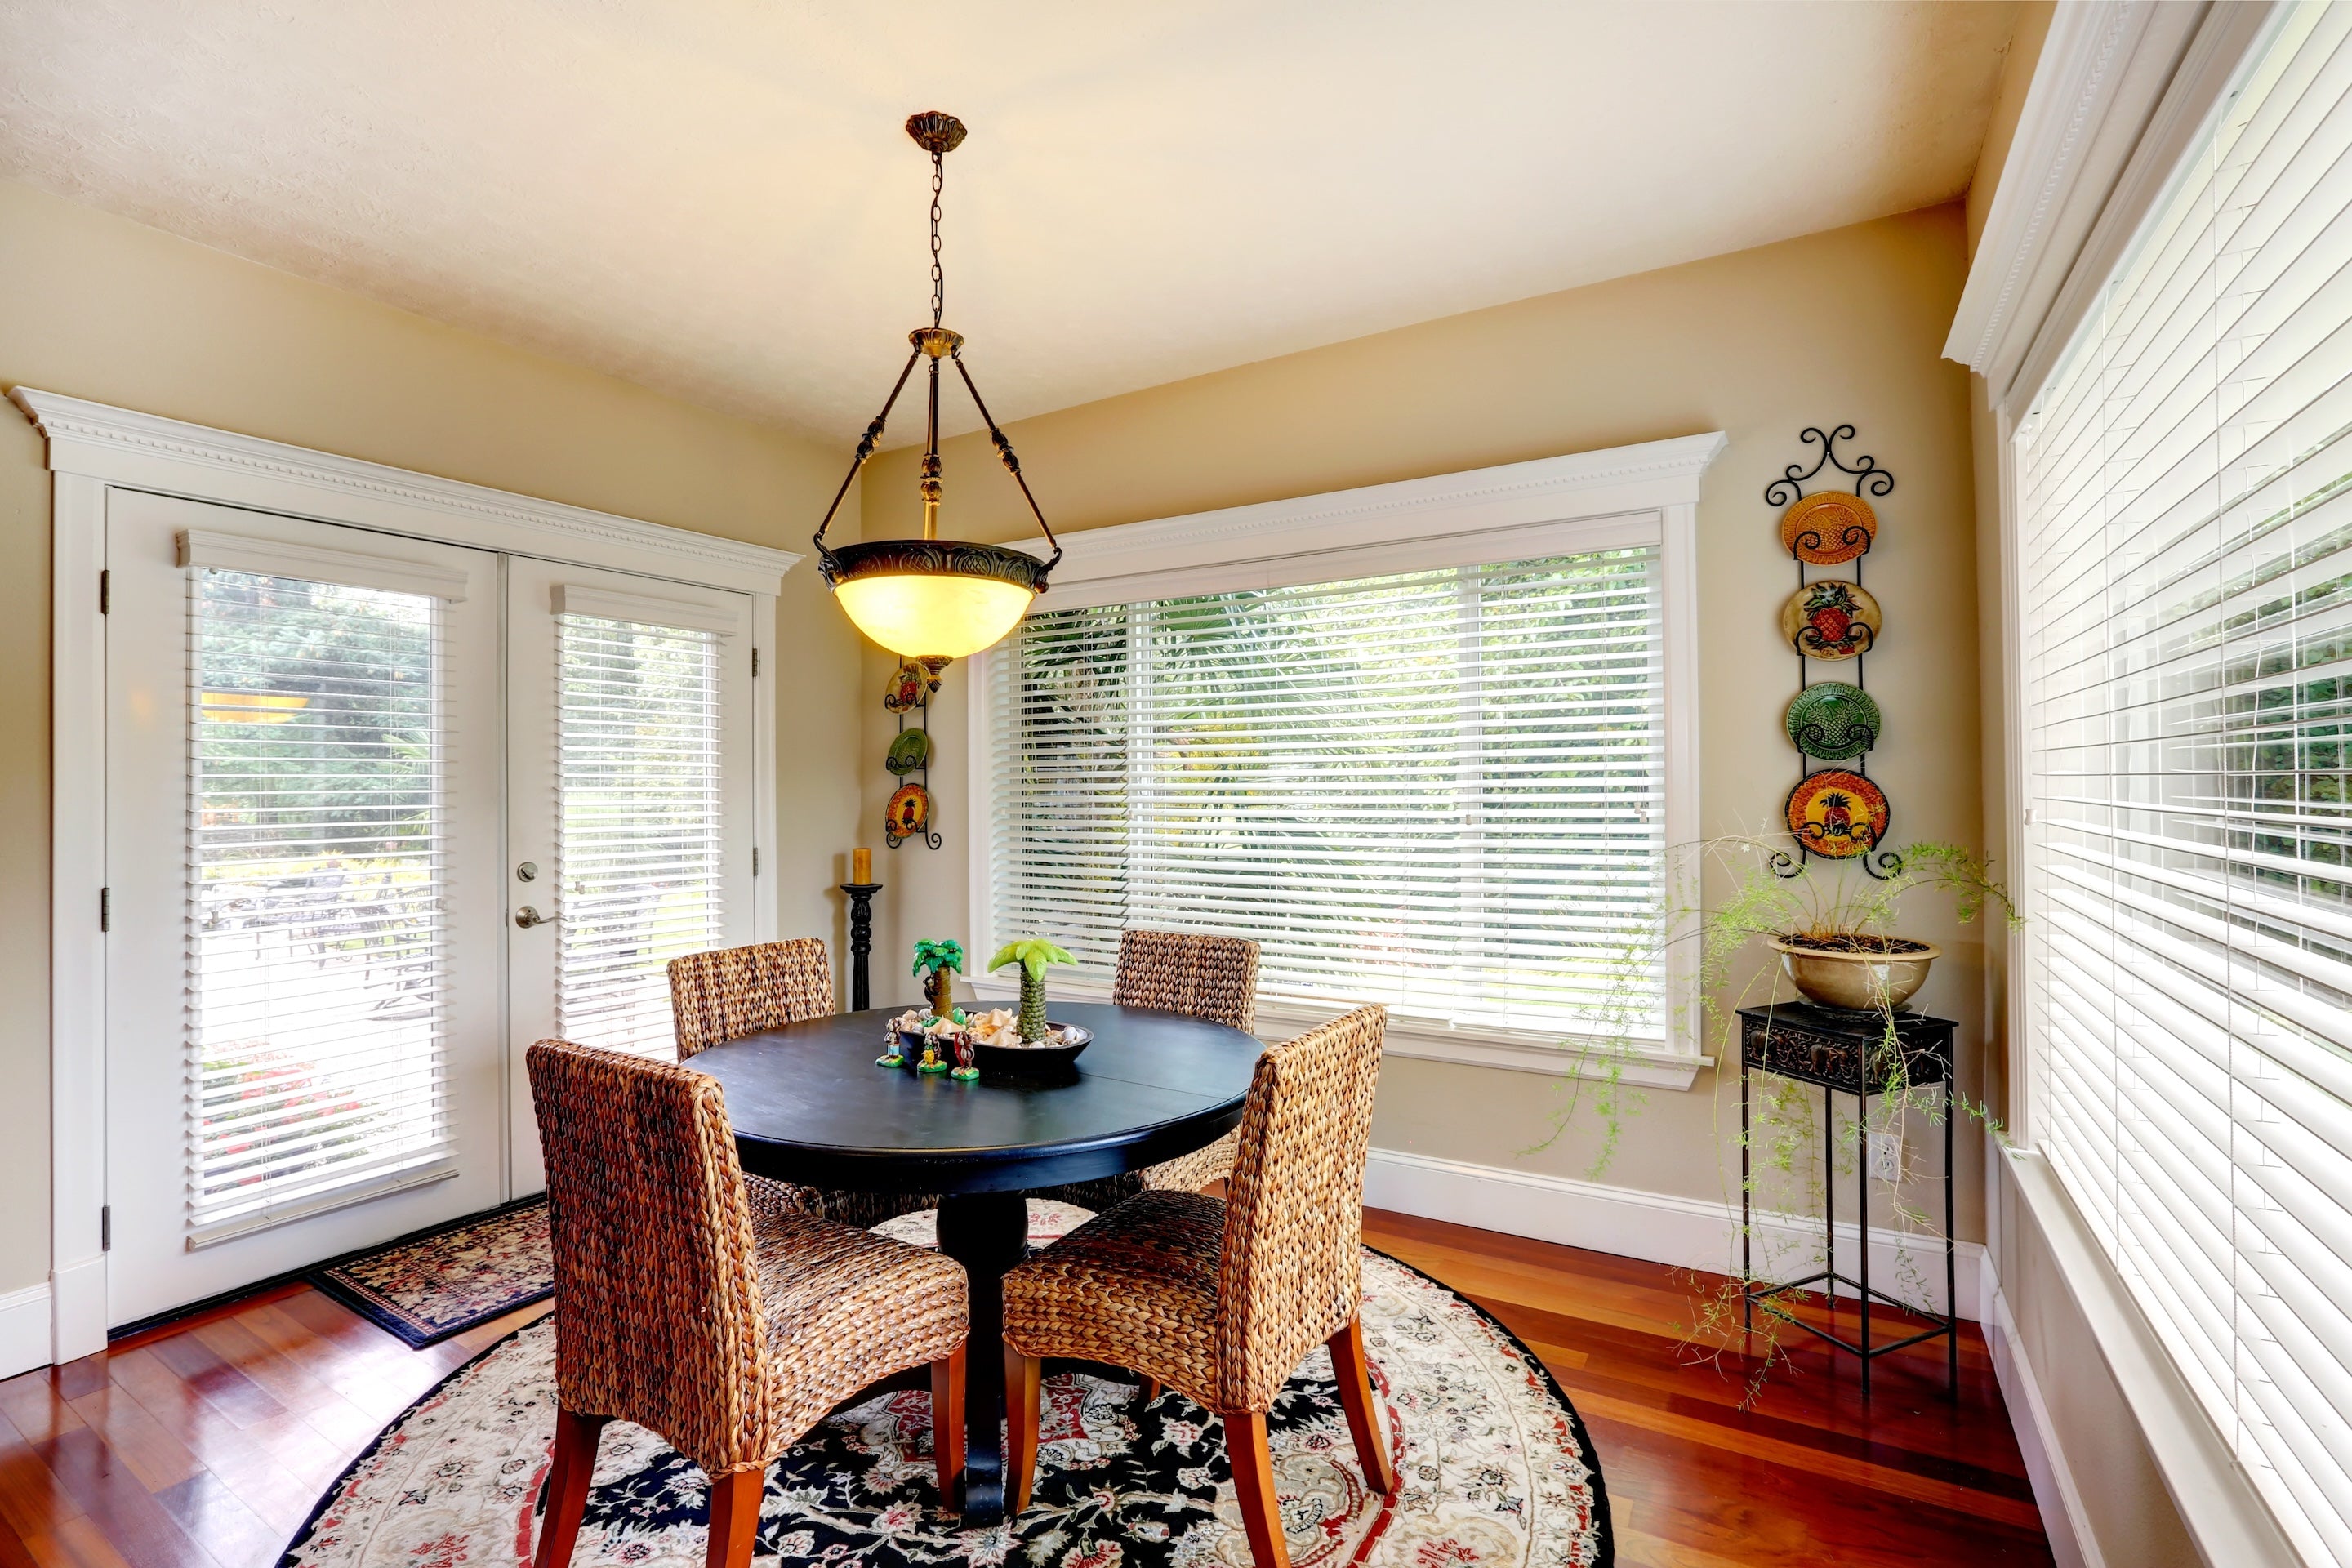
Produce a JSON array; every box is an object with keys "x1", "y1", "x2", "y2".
[{"x1": 929, "y1": 149, "x2": 946, "y2": 328}]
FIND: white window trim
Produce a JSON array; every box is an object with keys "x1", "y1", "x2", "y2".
[
  {"x1": 965, "y1": 432, "x2": 1722, "y2": 1091},
  {"x1": 1949, "y1": 7, "x2": 2304, "y2": 1564},
  {"x1": 13, "y1": 387, "x2": 800, "y2": 1367}
]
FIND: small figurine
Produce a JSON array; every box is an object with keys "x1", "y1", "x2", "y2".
[
  {"x1": 877, "y1": 1008, "x2": 922, "y2": 1067},
  {"x1": 915, "y1": 1035, "x2": 950, "y2": 1074},
  {"x1": 950, "y1": 1034, "x2": 979, "y2": 1081}
]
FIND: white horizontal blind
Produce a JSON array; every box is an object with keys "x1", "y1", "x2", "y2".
[
  {"x1": 988, "y1": 548, "x2": 1664, "y2": 1037},
  {"x1": 186, "y1": 569, "x2": 452, "y2": 1241},
  {"x1": 555, "y1": 614, "x2": 725, "y2": 1058},
  {"x1": 2018, "y1": 7, "x2": 2352, "y2": 1560}
]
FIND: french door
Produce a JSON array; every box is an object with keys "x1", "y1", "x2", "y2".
[
  {"x1": 105, "y1": 494, "x2": 759, "y2": 1325},
  {"x1": 503, "y1": 557, "x2": 756, "y2": 1193}
]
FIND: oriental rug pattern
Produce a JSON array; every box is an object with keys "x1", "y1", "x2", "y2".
[{"x1": 282, "y1": 1202, "x2": 1610, "y2": 1567}]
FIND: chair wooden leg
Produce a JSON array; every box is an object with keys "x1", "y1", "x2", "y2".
[
  {"x1": 704, "y1": 1468, "x2": 764, "y2": 1568},
  {"x1": 1004, "y1": 1343, "x2": 1042, "y2": 1513},
  {"x1": 930, "y1": 1343, "x2": 966, "y2": 1501},
  {"x1": 1140, "y1": 1374, "x2": 1162, "y2": 1404},
  {"x1": 1223, "y1": 1409, "x2": 1290, "y2": 1568},
  {"x1": 1325, "y1": 1314, "x2": 1395, "y2": 1494},
  {"x1": 535, "y1": 1408, "x2": 608, "y2": 1568}
]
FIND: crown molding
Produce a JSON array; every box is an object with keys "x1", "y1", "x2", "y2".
[
  {"x1": 1022, "y1": 431, "x2": 1726, "y2": 608},
  {"x1": 1946, "y1": 2, "x2": 2278, "y2": 413},
  {"x1": 9, "y1": 388, "x2": 803, "y2": 596}
]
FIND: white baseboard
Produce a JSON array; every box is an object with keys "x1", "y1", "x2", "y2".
[
  {"x1": 1363, "y1": 1146, "x2": 1984, "y2": 1321},
  {"x1": 0, "y1": 1284, "x2": 52, "y2": 1379},
  {"x1": 50, "y1": 1255, "x2": 106, "y2": 1364},
  {"x1": 1979, "y1": 1252, "x2": 2100, "y2": 1568}
]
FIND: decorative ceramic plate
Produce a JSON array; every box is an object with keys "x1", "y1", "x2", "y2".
[
  {"x1": 1786, "y1": 768, "x2": 1890, "y2": 858},
  {"x1": 1780, "y1": 490, "x2": 1878, "y2": 564},
  {"x1": 884, "y1": 782, "x2": 930, "y2": 835},
  {"x1": 883, "y1": 659, "x2": 931, "y2": 714},
  {"x1": 1784, "y1": 681, "x2": 1881, "y2": 759},
  {"x1": 1780, "y1": 579, "x2": 1882, "y2": 659},
  {"x1": 886, "y1": 728, "x2": 932, "y2": 776}
]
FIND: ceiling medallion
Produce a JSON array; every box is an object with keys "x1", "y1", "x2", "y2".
[{"x1": 811, "y1": 112, "x2": 1062, "y2": 671}]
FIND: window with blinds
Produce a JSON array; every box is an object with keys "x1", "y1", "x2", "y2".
[
  {"x1": 554, "y1": 614, "x2": 726, "y2": 1057},
  {"x1": 187, "y1": 569, "x2": 451, "y2": 1241},
  {"x1": 986, "y1": 547, "x2": 1664, "y2": 1038},
  {"x1": 2017, "y1": 6, "x2": 2352, "y2": 1559}
]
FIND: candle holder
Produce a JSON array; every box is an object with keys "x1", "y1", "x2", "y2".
[{"x1": 840, "y1": 881, "x2": 882, "y2": 1010}]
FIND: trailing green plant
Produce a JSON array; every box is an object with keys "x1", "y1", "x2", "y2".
[
  {"x1": 1539, "y1": 837, "x2": 2020, "y2": 1404},
  {"x1": 988, "y1": 938, "x2": 1075, "y2": 1042}
]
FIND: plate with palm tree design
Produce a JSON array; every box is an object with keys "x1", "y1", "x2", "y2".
[{"x1": 1786, "y1": 768, "x2": 1890, "y2": 858}]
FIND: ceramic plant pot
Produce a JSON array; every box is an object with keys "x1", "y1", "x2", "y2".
[{"x1": 1771, "y1": 936, "x2": 1941, "y2": 1013}]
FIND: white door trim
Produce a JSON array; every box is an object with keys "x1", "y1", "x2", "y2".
[{"x1": 15, "y1": 388, "x2": 801, "y2": 1366}]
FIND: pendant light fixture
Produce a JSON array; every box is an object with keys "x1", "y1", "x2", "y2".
[{"x1": 812, "y1": 112, "x2": 1061, "y2": 675}]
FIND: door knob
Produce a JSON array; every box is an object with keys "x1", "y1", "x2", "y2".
[{"x1": 514, "y1": 906, "x2": 550, "y2": 929}]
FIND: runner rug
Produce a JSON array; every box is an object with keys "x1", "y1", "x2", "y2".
[{"x1": 281, "y1": 1200, "x2": 1612, "y2": 1567}]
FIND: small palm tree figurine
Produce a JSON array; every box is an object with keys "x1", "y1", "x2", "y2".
[
  {"x1": 911, "y1": 938, "x2": 966, "y2": 1021},
  {"x1": 988, "y1": 938, "x2": 1076, "y2": 1045}
]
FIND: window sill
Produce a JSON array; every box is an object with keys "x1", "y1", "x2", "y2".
[{"x1": 961, "y1": 978, "x2": 1710, "y2": 1090}]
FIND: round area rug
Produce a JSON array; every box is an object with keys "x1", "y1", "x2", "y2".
[{"x1": 279, "y1": 1201, "x2": 1610, "y2": 1568}]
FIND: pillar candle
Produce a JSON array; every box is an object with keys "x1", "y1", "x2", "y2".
[{"x1": 853, "y1": 847, "x2": 872, "y2": 884}]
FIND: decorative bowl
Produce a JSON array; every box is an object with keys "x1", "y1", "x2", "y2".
[
  {"x1": 972, "y1": 1022, "x2": 1094, "y2": 1079},
  {"x1": 1771, "y1": 937, "x2": 1940, "y2": 1012}
]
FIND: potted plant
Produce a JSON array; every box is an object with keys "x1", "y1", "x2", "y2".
[
  {"x1": 911, "y1": 938, "x2": 966, "y2": 1019},
  {"x1": 988, "y1": 938, "x2": 1076, "y2": 1044},
  {"x1": 1745, "y1": 841, "x2": 2011, "y2": 1013}
]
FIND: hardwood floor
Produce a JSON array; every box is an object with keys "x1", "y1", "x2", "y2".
[
  {"x1": 0, "y1": 1209, "x2": 2050, "y2": 1566},
  {"x1": 1361, "y1": 1209, "x2": 2054, "y2": 1567}
]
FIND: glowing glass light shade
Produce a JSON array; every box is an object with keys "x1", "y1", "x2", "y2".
[
  {"x1": 817, "y1": 538, "x2": 1049, "y2": 661},
  {"x1": 835, "y1": 572, "x2": 1036, "y2": 660}
]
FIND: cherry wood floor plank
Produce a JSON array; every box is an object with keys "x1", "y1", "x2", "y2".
[
  {"x1": 0, "y1": 1408, "x2": 224, "y2": 1568},
  {"x1": 151, "y1": 1471, "x2": 280, "y2": 1568},
  {"x1": 58, "y1": 1385, "x2": 202, "y2": 1495}
]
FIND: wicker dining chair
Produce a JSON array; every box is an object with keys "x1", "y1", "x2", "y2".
[
  {"x1": 669, "y1": 939, "x2": 943, "y2": 1228},
  {"x1": 527, "y1": 1039, "x2": 969, "y2": 1568},
  {"x1": 1120, "y1": 929, "x2": 1261, "y2": 1195},
  {"x1": 1000, "y1": 1004, "x2": 1392, "y2": 1567}
]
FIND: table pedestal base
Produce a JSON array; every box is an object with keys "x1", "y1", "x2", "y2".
[{"x1": 935, "y1": 1191, "x2": 1027, "y2": 1525}]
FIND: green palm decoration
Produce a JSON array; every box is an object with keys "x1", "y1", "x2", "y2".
[
  {"x1": 989, "y1": 938, "x2": 1074, "y2": 1043},
  {"x1": 911, "y1": 938, "x2": 967, "y2": 1018}
]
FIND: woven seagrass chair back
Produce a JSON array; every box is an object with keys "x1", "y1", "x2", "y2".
[
  {"x1": 1212, "y1": 1003, "x2": 1387, "y2": 1412},
  {"x1": 527, "y1": 1038, "x2": 773, "y2": 1475},
  {"x1": 669, "y1": 938, "x2": 834, "y2": 1059},
  {"x1": 1111, "y1": 929, "x2": 1260, "y2": 1033}
]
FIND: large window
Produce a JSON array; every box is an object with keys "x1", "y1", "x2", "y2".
[
  {"x1": 2017, "y1": 6, "x2": 2352, "y2": 1559},
  {"x1": 983, "y1": 546, "x2": 1665, "y2": 1041}
]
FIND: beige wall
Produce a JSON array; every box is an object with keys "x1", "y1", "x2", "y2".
[
  {"x1": 858, "y1": 207, "x2": 1989, "y2": 1235},
  {"x1": 0, "y1": 177, "x2": 866, "y2": 1296}
]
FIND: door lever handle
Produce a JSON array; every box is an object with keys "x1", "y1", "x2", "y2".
[{"x1": 514, "y1": 906, "x2": 555, "y2": 929}]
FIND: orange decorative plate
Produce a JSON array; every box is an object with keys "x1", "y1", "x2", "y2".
[
  {"x1": 1780, "y1": 491, "x2": 1878, "y2": 564},
  {"x1": 885, "y1": 782, "x2": 931, "y2": 835},
  {"x1": 1786, "y1": 768, "x2": 1889, "y2": 858}
]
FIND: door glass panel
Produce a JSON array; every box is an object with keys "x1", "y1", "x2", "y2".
[
  {"x1": 555, "y1": 613, "x2": 726, "y2": 1057},
  {"x1": 188, "y1": 568, "x2": 452, "y2": 1242}
]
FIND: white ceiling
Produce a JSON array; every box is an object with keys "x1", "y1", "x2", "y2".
[{"x1": 0, "y1": 2, "x2": 2018, "y2": 445}]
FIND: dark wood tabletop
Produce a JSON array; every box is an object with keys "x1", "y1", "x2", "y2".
[
  {"x1": 688, "y1": 996, "x2": 1266, "y2": 1525},
  {"x1": 691, "y1": 998, "x2": 1265, "y2": 1194}
]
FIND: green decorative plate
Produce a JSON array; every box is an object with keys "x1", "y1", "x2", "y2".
[
  {"x1": 1784, "y1": 682, "x2": 1881, "y2": 760},
  {"x1": 887, "y1": 728, "x2": 932, "y2": 776}
]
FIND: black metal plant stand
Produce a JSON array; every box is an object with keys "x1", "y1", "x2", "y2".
[
  {"x1": 840, "y1": 882, "x2": 881, "y2": 1011},
  {"x1": 1737, "y1": 1002, "x2": 1958, "y2": 1399}
]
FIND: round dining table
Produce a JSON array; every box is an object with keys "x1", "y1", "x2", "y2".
[{"x1": 690, "y1": 998, "x2": 1263, "y2": 1525}]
